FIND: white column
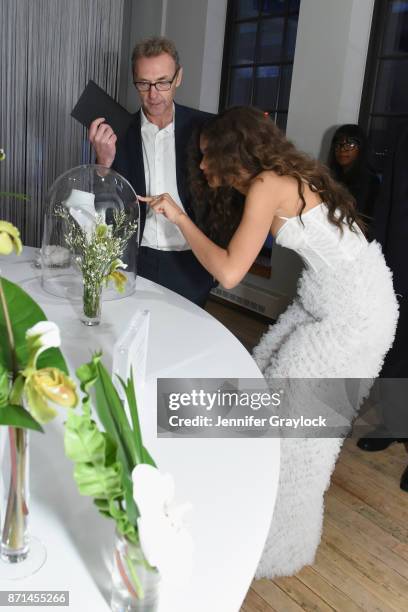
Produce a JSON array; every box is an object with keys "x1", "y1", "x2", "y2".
[{"x1": 287, "y1": 0, "x2": 375, "y2": 160}]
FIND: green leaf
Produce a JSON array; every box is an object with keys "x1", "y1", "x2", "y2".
[
  {"x1": 0, "y1": 403, "x2": 44, "y2": 432},
  {"x1": 94, "y1": 361, "x2": 137, "y2": 470},
  {"x1": 94, "y1": 498, "x2": 110, "y2": 511},
  {"x1": 93, "y1": 498, "x2": 113, "y2": 518},
  {"x1": 73, "y1": 461, "x2": 123, "y2": 498},
  {"x1": 0, "y1": 362, "x2": 9, "y2": 407},
  {"x1": 64, "y1": 409, "x2": 107, "y2": 465},
  {"x1": 0, "y1": 277, "x2": 68, "y2": 374},
  {"x1": 123, "y1": 469, "x2": 140, "y2": 525},
  {"x1": 108, "y1": 376, "x2": 155, "y2": 468},
  {"x1": 64, "y1": 408, "x2": 124, "y2": 500},
  {"x1": 9, "y1": 373, "x2": 25, "y2": 405},
  {"x1": 117, "y1": 372, "x2": 144, "y2": 465},
  {"x1": 141, "y1": 445, "x2": 156, "y2": 468},
  {"x1": 76, "y1": 357, "x2": 100, "y2": 395},
  {"x1": 103, "y1": 431, "x2": 118, "y2": 466}
]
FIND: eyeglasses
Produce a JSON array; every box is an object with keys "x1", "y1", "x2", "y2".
[
  {"x1": 334, "y1": 139, "x2": 360, "y2": 151},
  {"x1": 133, "y1": 68, "x2": 180, "y2": 92}
]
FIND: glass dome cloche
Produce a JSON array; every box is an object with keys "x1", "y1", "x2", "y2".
[{"x1": 41, "y1": 165, "x2": 140, "y2": 311}]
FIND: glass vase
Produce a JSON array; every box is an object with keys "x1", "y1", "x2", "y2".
[
  {"x1": 0, "y1": 427, "x2": 46, "y2": 579},
  {"x1": 81, "y1": 279, "x2": 102, "y2": 326},
  {"x1": 110, "y1": 532, "x2": 160, "y2": 612}
]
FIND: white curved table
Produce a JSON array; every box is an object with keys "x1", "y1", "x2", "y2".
[{"x1": 1, "y1": 248, "x2": 280, "y2": 612}]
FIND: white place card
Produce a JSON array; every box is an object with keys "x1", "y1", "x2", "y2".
[{"x1": 112, "y1": 309, "x2": 150, "y2": 405}]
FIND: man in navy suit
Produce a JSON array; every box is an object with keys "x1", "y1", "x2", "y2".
[{"x1": 89, "y1": 36, "x2": 214, "y2": 306}]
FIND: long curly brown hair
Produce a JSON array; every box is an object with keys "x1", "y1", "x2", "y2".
[{"x1": 188, "y1": 106, "x2": 364, "y2": 243}]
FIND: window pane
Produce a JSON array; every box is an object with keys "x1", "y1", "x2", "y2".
[
  {"x1": 261, "y1": 0, "x2": 286, "y2": 16},
  {"x1": 258, "y1": 18, "x2": 284, "y2": 62},
  {"x1": 254, "y1": 66, "x2": 280, "y2": 108},
  {"x1": 382, "y1": 1, "x2": 408, "y2": 54},
  {"x1": 276, "y1": 112, "x2": 288, "y2": 131},
  {"x1": 231, "y1": 22, "x2": 257, "y2": 65},
  {"x1": 285, "y1": 15, "x2": 299, "y2": 58},
  {"x1": 373, "y1": 58, "x2": 408, "y2": 113},
  {"x1": 369, "y1": 115, "x2": 408, "y2": 172},
  {"x1": 278, "y1": 65, "x2": 293, "y2": 109},
  {"x1": 229, "y1": 67, "x2": 254, "y2": 105},
  {"x1": 289, "y1": 0, "x2": 301, "y2": 12},
  {"x1": 235, "y1": 0, "x2": 261, "y2": 19}
]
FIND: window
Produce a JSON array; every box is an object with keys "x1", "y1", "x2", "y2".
[
  {"x1": 219, "y1": 0, "x2": 301, "y2": 131},
  {"x1": 360, "y1": 0, "x2": 408, "y2": 173}
]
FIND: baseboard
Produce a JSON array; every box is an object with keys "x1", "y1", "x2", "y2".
[{"x1": 211, "y1": 283, "x2": 290, "y2": 320}]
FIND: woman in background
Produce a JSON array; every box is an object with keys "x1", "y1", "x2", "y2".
[
  {"x1": 139, "y1": 107, "x2": 398, "y2": 578},
  {"x1": 328, "y1": 124, "x2": 380, "y2": 225}
]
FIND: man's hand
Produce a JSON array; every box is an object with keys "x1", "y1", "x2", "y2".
[
  {"x1": 88, "y1": 117, "x2": 117, "y2": 168},
  {"x1": 138, "y1": 194, "x2": 186, "y2": 225}
]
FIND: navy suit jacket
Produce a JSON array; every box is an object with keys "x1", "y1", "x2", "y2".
[{"x1": 112, "y1": 103, "x2": 213, "y2": 239}]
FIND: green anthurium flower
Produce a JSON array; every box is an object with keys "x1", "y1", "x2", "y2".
[
  {"x1": 24, "y1": 367, "x2": 78, "y2": 424},
  {"x1": 0, "y1": 221, "x2": 23, "y2": 255}
]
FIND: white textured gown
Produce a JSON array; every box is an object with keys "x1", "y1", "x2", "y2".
[{"x1": 253, "y1": 204, "x2": 399, "y2": 579}]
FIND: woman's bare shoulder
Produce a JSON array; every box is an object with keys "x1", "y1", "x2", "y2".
[
  {"x1": 247, "y1": 171, "x2": 293, "y2": 206},
  {"x1": 250, "y1": 170, "x2": 295, "y2": 191}
]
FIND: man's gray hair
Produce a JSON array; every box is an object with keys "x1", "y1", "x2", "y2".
[{"x1": 131, "y1": 36, "x2": 180, "y2": 75}]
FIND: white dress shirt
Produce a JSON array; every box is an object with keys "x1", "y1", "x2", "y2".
[{"x1": 140, "y1": 107, "x2": 190, "y2": 251}]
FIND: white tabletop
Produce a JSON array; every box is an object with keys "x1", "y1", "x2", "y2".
[{"x1": 0, "y1": 248, "x2": 280, "y2": 612}]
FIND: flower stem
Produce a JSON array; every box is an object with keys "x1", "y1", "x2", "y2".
[
  {"x1": 0, "y1": 280, "x2": 28, "y2": 558},
  {"x1": 0, "y1": 278, "x2": 18, "y2": 377},
  {"x1": 115, "y1": 549, "x2": 144, "y2": 599},
  {"x1": 83, "y1": 280, "x2": 102, "y2": 319},
  {"x1": 1, "y1": 427, "x2": 29, "y2": 556}
]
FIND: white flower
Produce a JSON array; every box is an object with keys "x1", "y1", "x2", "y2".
[
  {"x1": 26, "y1": 321, "x2": 61, "y2": 349},
  {"x1": 132, "y1": 464, "x2": 193, "y2": 586},
  {"x1": 65, "y1": 189, "x2": 97, "y2": 239}
]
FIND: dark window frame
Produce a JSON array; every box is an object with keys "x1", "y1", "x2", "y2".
[
  {"x1": 359, "y1": 0, "x2": 408, "y2": 170},
  {"x1": 219, "y1": 0, "x2": 300, "y2": 130}
]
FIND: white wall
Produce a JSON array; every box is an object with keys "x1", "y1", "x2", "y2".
[
  {"x1": 123, "y1": 0, "x2": 165, "y2": 110},
  {"x1": 122, "y1": 0, "x2": 228, "y2": 113},
  {"x1": 287, "y1": 0, "x2": 375, "y2": 160},
  {"x1": 198, "y1": 0, "x2": 228, "y2": 113},
  {"x1": 165, "y1": 0, "x2": 209, "y2": 108}
]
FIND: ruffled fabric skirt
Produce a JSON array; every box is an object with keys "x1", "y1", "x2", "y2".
[{"x1": 253, "y1": 241, "x2": 398, "y2": 579}]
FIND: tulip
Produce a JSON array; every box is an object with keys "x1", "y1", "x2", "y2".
[{"x1": 0, "y1": 221, "x2": 22, "y2": 256}]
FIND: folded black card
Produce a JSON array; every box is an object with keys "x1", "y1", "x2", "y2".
[{"x1": 71, "y1": 80, "x2": 132, "y2": 140}]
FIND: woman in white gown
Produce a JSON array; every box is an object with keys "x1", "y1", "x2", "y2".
[{"x1": 139, "y1": 107, "x2": 398, "y2": 578}]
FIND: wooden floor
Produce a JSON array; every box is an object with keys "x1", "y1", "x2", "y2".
[{"x1": 205, "y1": 297, "x2": 408, "y2": 612}]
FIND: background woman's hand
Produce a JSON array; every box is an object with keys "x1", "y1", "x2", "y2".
[
  {"x1": 138, "y1": 194, "x2": 186, "y2": 225},
  {"x1": 88, "y1": 117, "x2": 117, "y2": 168}
]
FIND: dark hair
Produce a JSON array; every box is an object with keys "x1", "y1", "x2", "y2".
[
  {"x1": 328, "y1": 124, "x2": 369, "y2": 181},
  {"x1": 131, "y1": 36, "x2": 180, "y2": 76},
  {"x1": 189, "y1": 107, "x2": 364, "y2": 239}
]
